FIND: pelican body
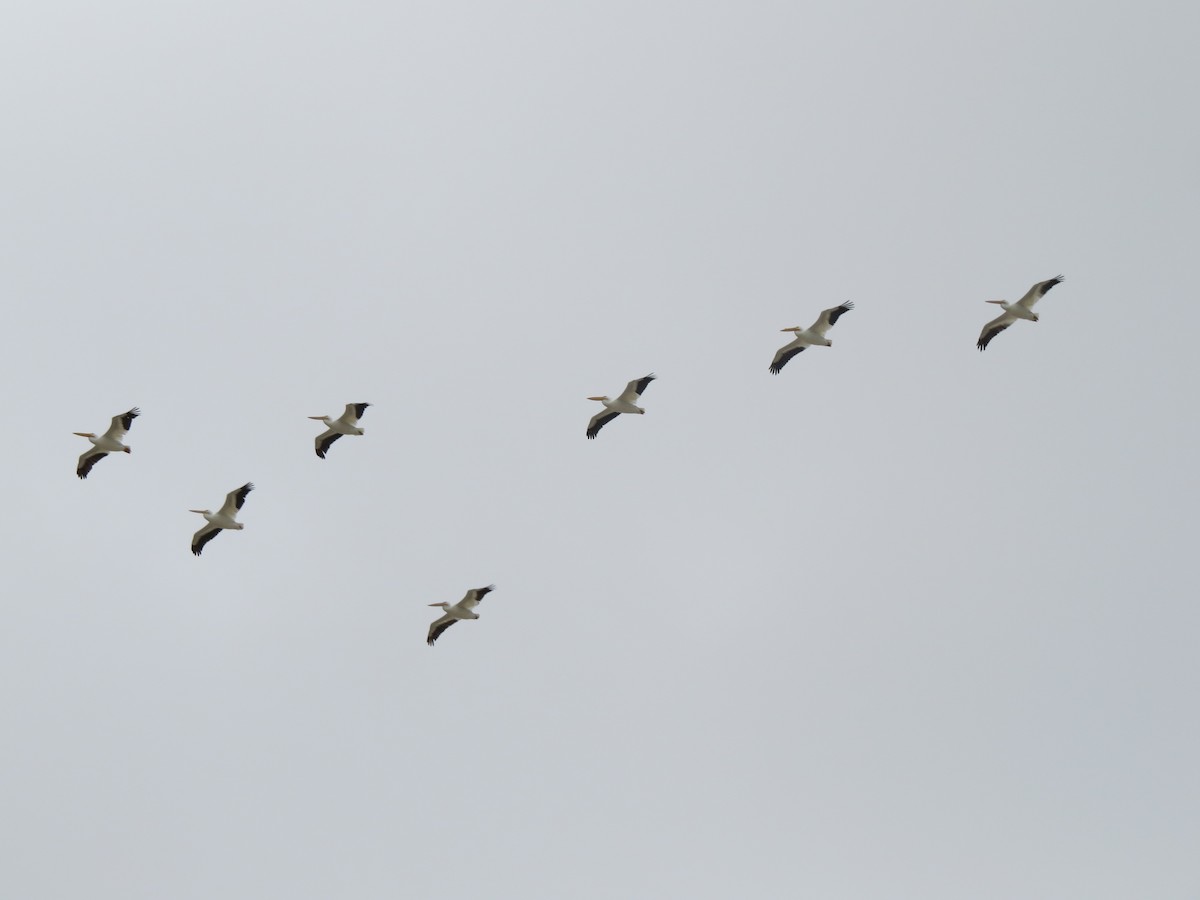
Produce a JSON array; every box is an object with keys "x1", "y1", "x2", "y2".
[
  {"x1": 769, "y1": 303, "x2": 854, "y2": 374},
  {"x1": 586, "y1": 373, "x2": 656, "y2": 439},
  {"x1": 427, "y1": 584, "x2": 496, "y2": 645},
  {"x1": 75, "y1": 407, "x2": 139, "y2": 479},
  {"x1": 190, "y1": 482, "x2": 254, "y2": 556},
  {"x1": 309, "y1": 403, "x2": 371, "y2": 458},
  {"x1": 976, "y1": 276, "x2": 1064, "y2": 350}
]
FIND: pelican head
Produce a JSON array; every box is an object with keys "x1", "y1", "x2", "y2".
[{"x1": 587, "y1": 396, "x2": 609, "y2": 402}]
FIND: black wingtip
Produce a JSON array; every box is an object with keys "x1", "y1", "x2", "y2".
[{"x1": 1039, "y1": 275, "x2": 1065, "y2": 295}]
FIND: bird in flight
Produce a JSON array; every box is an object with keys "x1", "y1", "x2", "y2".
[
  {"x1": 74, "y1": 407, "x2": 139, "y2": 479},
  {"x1": 586, "y1": 374, "x2": 656, "y2": 439}
]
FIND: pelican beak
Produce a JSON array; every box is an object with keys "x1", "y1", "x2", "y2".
[
  {"x1": 307, "y1": 416, "x2": 326, "y2": 419},
  {"x1": 427, "y1": 603, "x2": 443, "y2": 607},
  {"x1": 587, "y1": 396, "x2": 605, "y2": 401},
  {"x1": 779, "y1": 327, "x2": 798, "y2": 332},
  {"x1": 985, "y1": 300, "x2": 1004, "y2": 305},
  {"x1": 188, "y1": 509, "x2": 204, "y2": 514},
  {"x1": 72, "y1": 432, "x2": 92, "y2": 437}
]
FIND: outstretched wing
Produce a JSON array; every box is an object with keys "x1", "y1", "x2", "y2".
[
  {"x1": 769, "y1": 342, "x2": 806, "y2": 374},
  {"x1": 810, "y1": 302, "x2": 854, "y2": 336},
  {"x1": 76, "y1": 450, "x2": 107, "y2": 479},
  {"x1": 976, "y1": 312, "x2": 1014, "y2": 351},
  {"x1": 586, "y1": 409, "x2": 621, "y2": 439},
  {"x1": 459, "y1": 584, "x2": 495, "y2": 612},
  {"x1": 339, "y1": 402, "x2": 371, "y2": 427},
  {"x1": 315, "y1": 430, "x2": 341, "y2": 459},
  {"x1": 191, "y1": 524, "x2": 221, "y2": 556},
  {"x1": 218, "y1": 482, "x2": 255, "y2": 517},
  {"x1": 617, "y1": 374, "x2": 656, "y2": 405},
  {"x1": 102, "y1": 407, "x2": 140, "y2": 441},
  {"x1": 427, "y1": 615, "x2": 457, "y2": 646},
  {"x1": 1015, "y1": 275, "x2": 1064, "y2": 312}
]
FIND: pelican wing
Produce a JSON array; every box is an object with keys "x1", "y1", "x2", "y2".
[
  {"x1": 76, "y1": 450, "x2": 107, "y2": 479},
  {"x1": 218, "y1": 482, "x2": 255, "y2": 517},
  {"x1": 769, "y1": 340, "x2": 806, "y2": 375},
  {"x1": 1015, "y1": 275, "x2": 1064, "y2": 312},
  {"x1": 459, "y1": 584, "x2": 495, "y2": 611},
  {"x1": 617, "y1": 373, "x2": 656, "y2": 405},
  {"x1": 191, "y1": 524, "x2": 222, "y2": 556},
  {"x1": 427, "y1": 614, "x2": 458, "y2": 646},
  {"x1": 976, "y1": 311, "x2": 1015, "y2": 351},
  {"x1": 102, "y1": 407, "x2": 140, "y2": 441},
  {"x1": 810, "y1": 302, "x2": 854, "y2": 336},
  {"x1": 338, "y1": 402, "x2": 371, "y2": 427},
  {"x1": 586, "y1": 409, "x2": 621, "y2": 439},
  {"x1": 315, "y1": 430, "x2": 341, "y2": 459}
]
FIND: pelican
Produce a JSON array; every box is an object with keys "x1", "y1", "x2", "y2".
[
  {"x1": 586, "y1": 374, "x2": 656, "y2": 439},
  {"x1": 309, "y1": 403, "x2": 371, "y2": 458},
  {"x1": 75, "y1": 407, "x2": 140, "y2": 479},
  {"x1": 189, "y1": 483, "x2": 254, "y2": 556},
  {"x1": 769, "y1": 303, "x2": 854, "y2": 374},
  {"x1": 977, "y1": 275, "x2": 1064, "y2": 350},
  {"x1": 427, "y1": 584, "x2": 496, "y2": 645}
]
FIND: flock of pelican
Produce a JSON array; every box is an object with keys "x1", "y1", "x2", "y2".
[{"x1": 73, "y1": 276, "x2": 1064, "y2": 644}]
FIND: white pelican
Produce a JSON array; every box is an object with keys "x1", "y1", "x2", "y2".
[
  {"x1": 769, "y1": 303, "x2": 854, "y2": 374},
  {"x1": 586, "y1": 374, "x2": 656, "y2": 439},
  {"x1": 190, "y1": 483, "x2": 254, "y2": 556},
  {"x1": 976, "y1": 275, "x2": 1064, "y2": 350},
  {"x1": 75, "y1": 407, "x2": 140, "y2": 479},
  {"x1": 427, "y1": 584, "x2": 496, "y2": 645},
  {"x1": 309, "y1": 403, "x2": 371, "y2": 458}
]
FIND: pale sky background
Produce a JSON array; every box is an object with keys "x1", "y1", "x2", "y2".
[{"x1": 2, "y1": 1, "x2": 1198, "y2": 897}]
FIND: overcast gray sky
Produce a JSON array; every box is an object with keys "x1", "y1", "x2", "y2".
[{"x1": 2, "y1": 1, "x2": 1198, "y2": 897}]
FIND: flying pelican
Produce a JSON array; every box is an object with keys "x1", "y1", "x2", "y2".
[
  {"x1": 769, "y1": 303, "x2": 854, "y2": 374},
  {"x1": 976, "y1": 275, "x2": 1064, "y2": 351},
  {"x1": 75, "y1": 407, "x2": 140, "y2": 479},
  {"x1": 586, "y1": 374, "x2": 656, "y2": 439},
  {"x1": 189, "y1": 483, "x2": 254, "y2": 556},
  {"x1": 309, "y1": 403, "x2": 371, "y2": 458},
  {"x1": 427, "y1": 584, "x2": 496, "y2": 645}
]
